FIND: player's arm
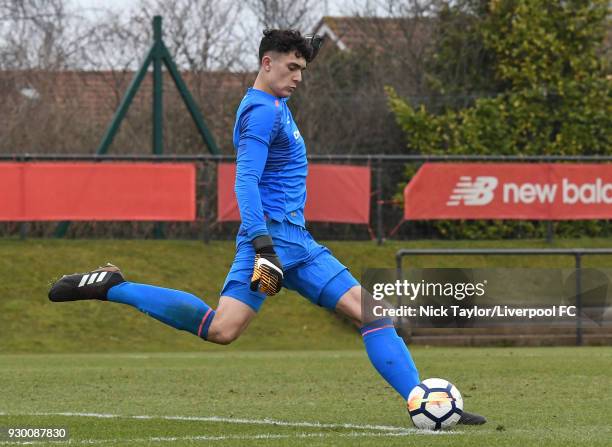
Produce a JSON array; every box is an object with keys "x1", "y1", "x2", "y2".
[{"x1": 234, "y1": 104, "x2": 283, "y2": 296}]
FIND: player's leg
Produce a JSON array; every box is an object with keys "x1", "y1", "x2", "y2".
[
  {"x1": 107, "y1": 280, "x2": 256, "y2": 345},
  {"x1": 288, "y1": 256, "x2": 486, "y2": 425},
  {"x1": 105, "y1": 277, "x2": 219, "y2": 340},
  {"x1": 332, "y1": 274, "x2": 486, "y2": 425},
  {"x1": 334, "y1": 284, "x2": 420, "y2": 399},
  {"x1": 48, "y1": 246, "x2": 265, "y2": 345},
  {"x1": 279, "y1": 233, "x2": 419, "y2": 399}
]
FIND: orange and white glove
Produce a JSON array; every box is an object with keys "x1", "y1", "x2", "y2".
[{"x1": 250, "y1": 235, "x2": 283, "y2": 296}]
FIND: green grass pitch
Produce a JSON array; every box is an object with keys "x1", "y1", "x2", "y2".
[
  {"x1": 1, "y1": 238, "x2": 611, "y2": 445},
  {"x1": 1, "y1": 347, "x2": 611, "y2": 446}
]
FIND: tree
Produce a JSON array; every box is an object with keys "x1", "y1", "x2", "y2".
[
  {"x1": 244, "y1": 0, "x2": 319, "y2": 30},
  {"x1": 0, "y1": 0, "x2": 88, "y2": 70},
  {"x1": 425, "y1": 0, "x2": 502, "y2": 110},
  {"x1": 389, "y1": 0, "x2": 611, "y2": 156},
  {"x1": 83, "y1": 0, "x2": 246, "y2": 72}
]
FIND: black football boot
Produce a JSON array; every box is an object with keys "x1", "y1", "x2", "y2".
[
  {"x1": 48, "y1": 263, "x2": 125, "y2": 302},
  {"x1": 457, "y1": 410, "x2": 487, "y2": 425}
]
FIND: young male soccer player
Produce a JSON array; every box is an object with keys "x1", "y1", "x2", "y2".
[{"x1": 49, "y1": 29, "x2": 485, "y2": 425}]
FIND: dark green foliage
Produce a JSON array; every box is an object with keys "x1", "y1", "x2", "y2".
[{"x1": 426, "y1": 0, "x2": 503, "y2": 109}]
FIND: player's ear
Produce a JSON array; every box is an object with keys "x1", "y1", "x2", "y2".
[{"x1": 261, "y1": 54, "x2": 273, "y2": 72}]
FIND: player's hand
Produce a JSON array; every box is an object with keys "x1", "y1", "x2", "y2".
[{"x1": 250, "y1": 235, "x2": 283, "y2": 296}]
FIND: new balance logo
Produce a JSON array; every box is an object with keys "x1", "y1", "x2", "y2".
[
  {"x1": 78, "y1": 271, "x2": 108, "y2": 287},
  {"x1": 447, "y1": 176, "x2": 498, "y2": 206}
]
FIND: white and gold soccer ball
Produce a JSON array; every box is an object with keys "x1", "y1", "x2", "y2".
[{"x1": 407, "y1": 378, "x2": 463, "y2": 430}]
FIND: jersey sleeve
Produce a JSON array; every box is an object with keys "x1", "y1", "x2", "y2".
[{"x1": 234, "y1": 102, "x2": 279, "y2": 241}]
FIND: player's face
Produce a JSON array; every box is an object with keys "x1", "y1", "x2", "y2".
[{"x1": 267, "y1": 51, "x2": 306, "y2": 98}]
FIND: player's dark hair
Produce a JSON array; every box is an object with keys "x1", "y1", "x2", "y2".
[{"x1": 258, "y1": 29, "x2": 315, "y2": 64}]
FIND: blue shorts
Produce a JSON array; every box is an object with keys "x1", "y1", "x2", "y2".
[{"x1": 220, "y1": 220, "x2": 359, "y2": 312}]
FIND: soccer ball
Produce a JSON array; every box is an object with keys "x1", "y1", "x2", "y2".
[{"x1": 407, "y1": 378, "x2": 463, "y2": 430}]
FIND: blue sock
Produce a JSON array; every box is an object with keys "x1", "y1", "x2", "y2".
[
  {"x1": 361, "y1": 318, "x2": 420, "y2": 399},
  {"x1": 107, "y1": 282, "x2": 215, "y2": 340}
]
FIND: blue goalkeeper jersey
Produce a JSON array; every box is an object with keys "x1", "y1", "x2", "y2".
[{"x1": 232, "y1": 87, "x2": 308, "y2": 241}]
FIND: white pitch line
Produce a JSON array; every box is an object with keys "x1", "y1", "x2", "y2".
[
  {"x1": 1, "y1": 411, "x2": 416, "y2": 433},
  {"x1": 0, "y1": 429, "x2": 459, "y2": 445},
  {"x1": 0, "y1": 411, "x2": 465, "y2": 445}
]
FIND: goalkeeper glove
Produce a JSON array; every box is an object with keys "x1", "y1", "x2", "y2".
[{"x1": 250, "y1": 235, "x2": 283, "y2": 296}]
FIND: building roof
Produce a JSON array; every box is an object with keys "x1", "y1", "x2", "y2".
[{"x1": 312, "y1": 16, "x2": 432, "y2": 53}]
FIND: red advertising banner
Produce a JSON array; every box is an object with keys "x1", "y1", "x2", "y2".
[
  {"x1": 217, "y1": 163, "x2": 371, "y2": 224},
  {"x1": 0, "y1": 162, "x2": 196, "y2": 221},
  {"x1": 404, "y1": 163, "x2": 612, "y2": 220}
]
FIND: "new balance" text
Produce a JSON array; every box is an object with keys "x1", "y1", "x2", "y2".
[{"x1": 448, "y1": 177, "x2": 612, "y2": 206}]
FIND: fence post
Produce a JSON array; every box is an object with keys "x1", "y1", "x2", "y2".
[
  {"x1": 546, "y1": 221, "x2": 554, "y2": 243},
  {"x1": 152, "y1": 16, "x2": 163, "y2": 156},
  {"x1": 394, "y1": 250, "x2": 408, "y2": 340},
  {"x1": 574, "y1": 253, "x2": 583, "y2": 346},
  {"x1": 19, "y1": 223, "x2": 28, "y2": 240},
  {"x1": 152, "y1": 16, "x2": 165, "y2": 239},
  {"x1": 376, "y1": 156, "x2": 384, "y2": 245},
  {"x1": 201, "y1": 161, "x2": 210, "y2": 244}
]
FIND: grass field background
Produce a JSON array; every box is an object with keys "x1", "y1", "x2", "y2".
[
  {"x1": 2, "y1": 237, "x2": 612, "y2": 353},
  {"x1": 1, "y1": 238, "x2": 612, "y2": 445},
  {"x1": 1, "y1": 348, "x2": 611, "y2": 446}
]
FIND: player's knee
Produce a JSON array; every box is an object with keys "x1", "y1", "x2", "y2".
[
  {"x1": 207, "y1": 325, "x2": 241, "y2": 345},
  {"x1": 336, "y1": 285, "x2": 363, "y2": 325}
]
